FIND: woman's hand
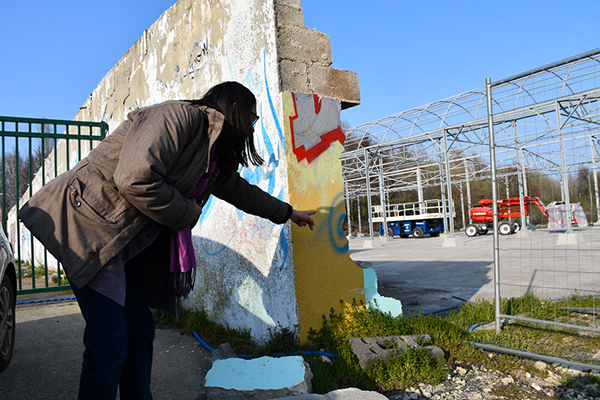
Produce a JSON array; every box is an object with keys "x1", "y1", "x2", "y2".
[{"x1": 290, "y1": 209, "x2": 316, "y2": 230}]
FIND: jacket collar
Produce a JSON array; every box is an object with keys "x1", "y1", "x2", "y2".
[{"x1": 198, "y1": 106, "x2": 224, "y2": 173}]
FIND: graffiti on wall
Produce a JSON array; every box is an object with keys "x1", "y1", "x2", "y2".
[
  {"x1": 196, "y1": 55, "x2": 290, "y2": 270},
  {"x1": 289, "y1": 94, "x2": 345, "y2": 164},
  {"x1": 286, "y1": 92, "x2": 349, "y2": 253},
  {"x1": 283, "y1": 91, "x2": 369, "y2": 341},
  {"x1": 328, "y1": 191, "x2": 350, "y2": 253}
]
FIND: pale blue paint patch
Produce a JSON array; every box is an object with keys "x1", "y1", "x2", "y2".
[
  {"x1": 245, "y1": 72, "x2": 255, "y2": 94},
  {"x1": 245, "y1": 70, "x2": 262, "y2": 95},
  {"x1": 205, "y1": 356, "x2": 308, "y2": 391},
  {"x1": 225, "y1": 47, "x2": 234, "y2": 79},
  {"x1": 240, "y1": 163, "x2": 261, "y2": 185},
  {"x1": 260, "y1": 105, "x2": 279, "y2": 195},
  {"x1": 277, "y1": 225, "x2": 288, "y2": 269},
  {"x1": 363, "y1": 267, "x2": 403, "y2": 318}
]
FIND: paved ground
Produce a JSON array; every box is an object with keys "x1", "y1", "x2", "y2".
[
  {"x1": 2, "y1": 227, "x2": 597, "y2": 399},
  {"x1": 349, "y1": 232, "x2": 495, "y2": 315},
  {"x1": 0, "y1": 299, "x2": 209, "y2": 399},
  {"x1": 349, "y1": 226, "x2": 599, "y2": 316}
]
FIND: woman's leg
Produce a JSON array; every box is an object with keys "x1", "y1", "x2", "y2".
[
  {"x1": 118, "y1": 258, "x2": 156, "y2": 399},
  {"x1": 72, "y1": 284, "x2": 128, "y2": 400}
]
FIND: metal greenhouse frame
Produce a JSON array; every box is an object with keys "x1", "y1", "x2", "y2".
[
  {"x1": 342, "y1": 48, "x2": 600, "y2": 243},
  {"x1": 342, "y1": 48, "x2": 600, "y2": 337}
]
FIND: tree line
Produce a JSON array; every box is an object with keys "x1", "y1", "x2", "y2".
[{"x1": 2, "y1": 134, "x2": 55, "y2": 217}]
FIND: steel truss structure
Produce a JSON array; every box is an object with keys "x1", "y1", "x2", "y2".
[{"x1": 342, "y1": 48, "x2": 600, "y2": 239}]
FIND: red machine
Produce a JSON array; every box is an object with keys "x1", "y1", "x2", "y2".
[{"x1": 466, "y1": 196, "x2": 549, "y2": 237}]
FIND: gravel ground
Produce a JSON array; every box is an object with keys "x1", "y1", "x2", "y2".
[{"x1": 387, "y1": 363, "x2": 600, "y2": 400}]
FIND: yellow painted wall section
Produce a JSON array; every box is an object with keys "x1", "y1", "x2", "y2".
[{"x1": 282, "y1": 91, "x2": 366, "y2": 341}]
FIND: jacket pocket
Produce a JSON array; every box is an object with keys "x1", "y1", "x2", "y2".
[{"x1": 69, "y1": 167, "x2": 130, "y2": 225}]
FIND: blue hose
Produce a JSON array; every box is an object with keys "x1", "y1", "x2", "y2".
[
  {"x1": 16, "y1": 297, "x2": 76, "y2": 305},
  {"x1": 192, "y1": 330, "x2": 336, "y2": 359},
  {"x1": 192, "y1": 330, "x2": 216, "y2": 352},
  {"x1": 468, "y1": 323, "x2": 486, "y2": 332}
]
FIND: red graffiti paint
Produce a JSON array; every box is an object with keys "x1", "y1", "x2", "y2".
[{"x1": 289, "y1": 93, "x2": 345, "y2": 164}]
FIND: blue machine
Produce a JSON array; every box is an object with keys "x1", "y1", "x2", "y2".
[{"x1": 379, "y1": 218, "x2": 444, "y2": 239}]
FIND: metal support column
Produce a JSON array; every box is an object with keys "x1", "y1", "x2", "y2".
[
  {"x1": 357, "y1": 199, "x2": 363, "y2": 236},
  {"x1": 344, "y1": 180, "x2": 352, "y2": 238},
  {"x1": 378, "y1": 156, "x2": 389, "y2": 238},
  {"x1": 556, "y1": 101, "x2": 574, "y2": 233},
  {"x1": 438, "y1": 140, "x2": 449, "y2": 234},
  {"x1": 365, "y1": 149, "x2": 375, "y2": 241},
  {"x1": 459, "y1": 181, "x2": 466, "y2": 230},
  {"x1": 465, "y1": 160, "x2": 472, "y2": 224},
  {"x1": 514, "y1": 123, "x2": 527, "y2": 229},
  {"x1": 417, "y1": 166, "x2": 425, "y2": 214},
  {"x1": 590, "y1": 134, "x2": 600, "y2": 223},
  {"x1": 486, "y1": 78, "x2": 502, "y2": 333},
  {"x1": 442, "y1": 129, "x2": 456, "y2": 237}
]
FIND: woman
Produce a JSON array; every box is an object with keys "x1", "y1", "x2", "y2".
[{"x1": 18, "y1": 81, "x2": 315, "y2": 399}]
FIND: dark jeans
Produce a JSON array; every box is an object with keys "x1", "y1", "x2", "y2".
[{"x1": 72, "y1": 261, "x2": 155, "y2": 400}]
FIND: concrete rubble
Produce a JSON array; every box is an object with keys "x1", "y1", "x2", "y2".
[
  {"x1": 272, "y1": 388, "x2": 389, "y2": 399},
  {"x1": 348, "y1": 335, "x2": 444, "y2": 370}
]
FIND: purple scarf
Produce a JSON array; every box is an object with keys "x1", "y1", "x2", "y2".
[{"x1": 170, "y1": 144, "x2": 218, "y2": 298}]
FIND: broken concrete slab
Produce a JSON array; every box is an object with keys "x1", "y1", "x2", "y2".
[
  {"x1": 348, "y1": 335, "x2": 444, "y2": 370},
  {"x1": 271, "y1": 387, "x2": 389, "y2": 399},
  {"x1": 204, "y1": 355, "x2": 313, "y2": 399},
  {"x1": 207, "y1": 342, "x2": 238, "y2": 369}
]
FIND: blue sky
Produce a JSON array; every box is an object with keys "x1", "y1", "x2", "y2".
[{"x1": 1, "y1": 0, "x2": 599, "y2": 128}]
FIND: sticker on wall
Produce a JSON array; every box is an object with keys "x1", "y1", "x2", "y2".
[{"x1": 289, "y1": 94, "x2": 345, "y2": 164}]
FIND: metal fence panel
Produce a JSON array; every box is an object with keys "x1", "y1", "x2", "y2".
[
  {"x1": 486, "y1": 50, "x2": 600, "y2": 334},
  {"x1": 0, "y1": 116, "x2": 107, "y2": 294}
]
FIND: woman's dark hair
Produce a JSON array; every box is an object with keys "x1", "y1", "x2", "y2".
[{"x1": 191, "y1": 81, "x2": 263, "y2": 169}]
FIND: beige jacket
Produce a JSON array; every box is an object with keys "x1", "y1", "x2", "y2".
[{"x1": 18, "y1": 101, "x2": 291, "y2": 288}]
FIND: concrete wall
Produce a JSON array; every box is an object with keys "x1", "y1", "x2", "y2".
[{"x1": 12, "y1": 0, "x2": 391, "y2": 343}]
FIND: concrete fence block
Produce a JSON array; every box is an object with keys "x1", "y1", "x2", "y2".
[
  {"x1": 349, "y1": 335, "x2": 445, "y2": 370},
  {"x1": 276, "y1": 0, "x2": 303, "y2": 7},
  {"x1": 275, "y1": 0, "x2": 304, "y2": 27},
  {"x1": 277, "y1": 25, "x2": 333, "y2": 65},
  {"x1": 279, "y1": 59, "x2": 310, "y2": 93},
  {"x1": 308, "y1": 65, "x2": 360, "y2": 109}
]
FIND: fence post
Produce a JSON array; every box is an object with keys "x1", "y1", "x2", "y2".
[{"x1": 486, "y1": 77, "x2": 502, "y2": 333}]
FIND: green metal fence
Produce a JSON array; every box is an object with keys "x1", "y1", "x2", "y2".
[{"x1": 0, "y1": 116, "x2": 107, "y2": 294}]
